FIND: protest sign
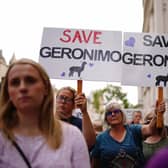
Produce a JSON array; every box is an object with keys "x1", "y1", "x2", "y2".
[{"x1": 39, "y1": 27, "x2": 122, "y2": 82}]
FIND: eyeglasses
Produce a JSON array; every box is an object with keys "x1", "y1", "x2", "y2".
[
  {"x1": 56, "y1": 95, "x2": 74, "y2": 103},
  {"x1": 106, "y1": 109, "x2": 121, "y2": 116}
]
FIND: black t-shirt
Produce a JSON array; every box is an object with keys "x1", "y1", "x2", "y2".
[{"x1": 62, "y1": 116, "x2": 82, "y2": 131}]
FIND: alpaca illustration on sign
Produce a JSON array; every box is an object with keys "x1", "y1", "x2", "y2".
[
  {"x1": 155, "y1": 74, "x2": 168, "y2": 87},
  {"x1": 69, "y1": 61, "x2": 87, "y2": 77}
]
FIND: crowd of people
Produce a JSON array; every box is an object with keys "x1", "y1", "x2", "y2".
[
  {"x1": 0, "y1": 58, "x2": 168, "y2": 168},
  {"x1": 91, "y1": 101, "x2": 166, "y2": 168}
]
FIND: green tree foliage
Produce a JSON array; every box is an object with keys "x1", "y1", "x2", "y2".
[
  {"x1": 91, "y1": 84, "x2": 134, "y2": 115},
  {"x1": 92, "y1": 89, "x2": 104, "y2": 115}
]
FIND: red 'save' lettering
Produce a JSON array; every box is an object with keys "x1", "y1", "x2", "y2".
[{"x1": 59, "y1": 29, "x2": 102, "y2": 44}]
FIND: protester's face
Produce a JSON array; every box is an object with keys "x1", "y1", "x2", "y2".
[
  {"x1": 56, "y1": 89, "x2": 74, "y2": 119},
  {"x1": 106, "y1": 108, "x2": 123, "y2": 125},
  {"x1": 133, "y1": 112, "x2": 142, "y2": 124},
  {"x1": 7, "y1": 64, "x2": 47, "y2": 112}
]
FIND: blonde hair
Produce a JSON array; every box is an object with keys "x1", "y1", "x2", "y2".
[
  {"x1": 0, "y1": 58, "x2": 62, "y2": 149},
  {"x1": 144, "y1": 111, "x2": 167, "y2": 137},
  {"x1": 143, "y1": 111, "x2": 154, "y2": 124}
]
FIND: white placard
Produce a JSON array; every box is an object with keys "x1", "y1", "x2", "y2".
[
  {"x1": 39, "y1": 27, "x2": 122, "y2": 82},
  {"x1": 122, "y1": 32, "x2": 168, "y2": 87}
]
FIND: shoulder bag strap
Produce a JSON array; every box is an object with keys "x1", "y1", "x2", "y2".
[{"x1": 11, "y1": 140, "x2": 32, "y2": 168}]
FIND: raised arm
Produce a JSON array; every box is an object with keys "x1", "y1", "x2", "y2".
[
  {"x1": 75, "y1": 93, "x2": 96, "y2": 149},
  {"x1": 141, "y1": 101, "x2": 165, "y2": 138}
]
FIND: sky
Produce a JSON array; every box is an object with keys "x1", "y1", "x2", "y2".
[{"x1": 0, "y1": 0, "x2": 143, "y2": 105}]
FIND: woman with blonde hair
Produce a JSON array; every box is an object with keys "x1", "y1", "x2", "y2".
[
  {"x1": 143, "y1": 110, "x2": 168, "y2": 163},
  {"x1": 91, "y1": 101, "x2": 165, "y2": 168},
  {"x1": 0, "y1": 58, "x2": 90, "y2": 168}
]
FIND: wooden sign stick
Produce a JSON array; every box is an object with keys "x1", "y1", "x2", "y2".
[
  {"x1": 156, "y1": 87, "x2": 163, "y2": 128},
  {"x1": 77, "y1": 80, "x2": 83, "y2": 94}
]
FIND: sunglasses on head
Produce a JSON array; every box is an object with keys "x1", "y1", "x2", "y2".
[{"x1": 106, "y1": 109, "x2": 121, "y2": 116}]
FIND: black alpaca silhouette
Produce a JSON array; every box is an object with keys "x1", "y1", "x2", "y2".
[
  {"x1": 69, "y1": 61, "x2": 87, "y2": 77},
  {"x1": 155, "y1": 74, "x2": 168, "y2": 86}
]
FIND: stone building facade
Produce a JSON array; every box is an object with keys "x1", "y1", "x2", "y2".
[{"x1": 0, "y1": 50, "x2": 16, "y2": 87}]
